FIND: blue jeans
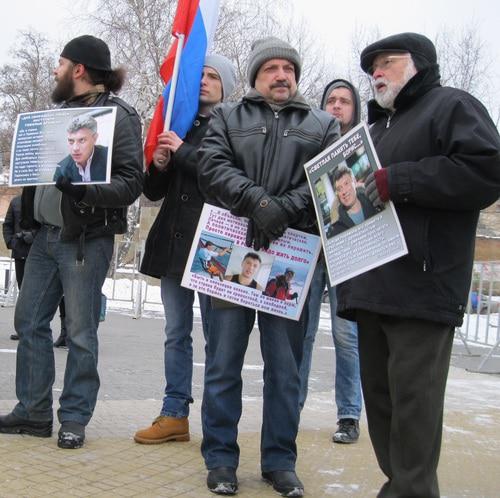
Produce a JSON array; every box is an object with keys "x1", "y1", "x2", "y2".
[
  {"x1": 13, "y1": 226, "x2": 113, "y2": 425},
  {"x1": 160, "y1": 276, "x2": 210, "y2": 418},
  {"x1": 299, "y1": 261, "x2": 362, "y2": 420},
  {"x1": 201, "y1": 305, "x2": 306, "y2": 472}
]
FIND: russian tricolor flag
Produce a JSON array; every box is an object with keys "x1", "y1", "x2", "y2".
[{"x1": 144, "y1": 0, "x2": 220, "y2": 166}]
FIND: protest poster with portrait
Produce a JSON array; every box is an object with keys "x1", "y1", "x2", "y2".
[
  {"x1": 9, "y1": 107, "x2": 116, "y2": 186},
  {"x1": 304, "y1": 122, "x2": 407, "y2": 286},
  {"x1": 181, "y1": 204, "x2": 321, "y2": 321}
]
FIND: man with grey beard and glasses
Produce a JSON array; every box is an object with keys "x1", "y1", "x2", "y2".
[{"x1": 336, "y1": 33, "x2": 500, "y2": 497}]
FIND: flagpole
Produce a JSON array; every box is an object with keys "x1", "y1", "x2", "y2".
[{"x1": 163, "y1": 33, "x2": 185, "y2": 132}]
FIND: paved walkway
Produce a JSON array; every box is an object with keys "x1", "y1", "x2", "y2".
[{"x1": 0, "y1": 306, "x2": 499, "y2": 497}]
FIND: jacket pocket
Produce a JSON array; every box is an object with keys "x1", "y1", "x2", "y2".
[
  {"x1": 283, "y1": 128, "x2": 323, "y2": 144},
  {"x1": 228, "y1": 125, "x2": 267, "y2": 138},
  {"x1": 399, "y1": 209, "x2": 432, "y2": 272}
]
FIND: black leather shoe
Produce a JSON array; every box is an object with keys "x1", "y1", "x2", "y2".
[
  {"x1": 207, "y1": 467, "x2": 238, "y2": 495},
  {"x1": 0, "y1": 411, "x2": 52, "y2": 437},
  {"x1": 58, "y1": 421, "x2": 85, "y2": 449},
  {"x1": 262, "y1": 470, "x2": 304, "y2": 497},
  {"x1": 10, "y1": 334, "x2": 19, "y2": 340}
]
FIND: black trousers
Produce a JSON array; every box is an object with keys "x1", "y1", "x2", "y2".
[{"x1": 356, "y1": 311, "x2": 454, "y2": 498}]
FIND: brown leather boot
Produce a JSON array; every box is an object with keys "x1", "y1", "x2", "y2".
[{"x1": 133, "y1": 416, "x2": 189, "y2": 444}]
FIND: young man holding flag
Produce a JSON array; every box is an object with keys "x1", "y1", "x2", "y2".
[{"x1": 135, "y1": 54, "x2": 236, "y2": 445}]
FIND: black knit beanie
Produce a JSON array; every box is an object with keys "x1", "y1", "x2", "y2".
[{"x1": 61, "y1": 35, "x2": 112, "y2": 71}]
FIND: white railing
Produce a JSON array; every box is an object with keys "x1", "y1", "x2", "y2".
[
  {"x1": 2, "y1": 252, "x2": 499, "y2": 372},
  {"x1": 455, "y1": 261, "x2": 500, "y2": 373}
]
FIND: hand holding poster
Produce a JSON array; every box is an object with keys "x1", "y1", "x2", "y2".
[
  {"x1": 9, "y1": 107, "x2": 116, "y2": 186},
  {"x1": 304, "y1": 122, "x2": 407, "y2": 286},
  {"x1": 181, "y1": 204, "x2": 321, "y2": 321}
]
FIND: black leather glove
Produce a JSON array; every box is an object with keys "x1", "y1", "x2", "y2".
[
  {"x1": 22, "y1": 231, "x2": 34, "y2": 244},
  {"x1": 245, "y1": 219, "x2": 271, "y2": 251},
  {"x1": 252, "y1": 196, "x2": 289, "y2": 241},
  {"x1": 55, "y1": 176, "x2": 86, "y2": 203}
]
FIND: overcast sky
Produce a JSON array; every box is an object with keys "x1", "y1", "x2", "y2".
[{"x1": 1, "y1": 0, "x2": 499, "y2": 113}]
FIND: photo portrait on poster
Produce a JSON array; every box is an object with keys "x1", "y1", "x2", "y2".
[
  {"x1": 181, "y1": 204, "x2": 321, "y2": 321},
  {"x1": 304, "y1": 123, "x2": 407, "y2": 286},
  {"x1": 9, "y1": 107, "x2": 116, "y2": 187}
]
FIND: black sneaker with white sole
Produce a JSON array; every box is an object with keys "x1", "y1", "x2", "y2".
[{"x1": 332, "y1": 418, "x2": 359, "y2": 444}]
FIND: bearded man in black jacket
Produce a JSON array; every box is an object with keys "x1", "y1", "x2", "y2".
[
  {"x1": 0, "y1": 35, "x2": 143, "y2": 450},
  {"x1": 337, "y1": 32, "x2": 500, "y2": 498}
]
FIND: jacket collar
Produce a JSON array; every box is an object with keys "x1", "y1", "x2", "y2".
[
  {"x1": 243, "y1": 88, "x2": 311, "y2": 111},
  {"x1": 64, "y1": 85, "x2": 107, "y2": 107},
  {"x1": 367, "y1": 64, "x2": 441, "y2": 124}
]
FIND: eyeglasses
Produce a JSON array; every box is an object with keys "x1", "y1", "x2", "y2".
[{"x1": 369, "y1": 55, "x2": 411, "y2": 75}]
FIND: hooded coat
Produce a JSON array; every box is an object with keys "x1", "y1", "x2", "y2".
[
  {"x1": 320, "y1": 78, "x2": 361, "y2": 130},
  {"x1": 337, "y1": 65, "x2": 500, "y2": 327}
]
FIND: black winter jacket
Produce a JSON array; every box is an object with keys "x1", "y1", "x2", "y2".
[
  {"x1": 2, "y1": 195, "x2": 36, "y2": 260},
  {"x1": 21, "y1": 92, "x2": 143, "y2": 241},
  {"x1": 198, "y1": 90, "x2": 340, "y2": 230},
  {"x1": 140, "y1": 115, "x2": 209, "y2": 279},
  {"x1": 337, "y1": 65, "x2": 500, "y2": 326}
]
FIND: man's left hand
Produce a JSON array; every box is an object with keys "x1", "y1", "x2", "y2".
[
  {"x1": 245, "y1": 220, "x2": 271, "y2": 251},
  {"x1": 365, "y1": 170, "x2": 389, "y2": 208},
  {"x1": 55, "y1": 176, "x2": 86, "y2": 203},
  {"x1": 252, "y1": 196, "x2": 289, "y2": 241},
  {"x1": 158, "y1": 131, "x2": 184, "y2": 153}
]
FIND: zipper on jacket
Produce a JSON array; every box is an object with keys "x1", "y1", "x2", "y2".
[
  {"x1": 262, "y1": 110, "x2": 281, "y2": 185},
  {"x1": 386, "y1": 114, "x2": 392, "y2": 128},
  {"x1": 283, "y1": 128, "x2": 322, "y2": 142},
  {"x1": 423, "y1": 259, "x2": 427, "y2": 272},
  {"x1": 104, "y1": 208, "x2": 108, "y2": 226}
]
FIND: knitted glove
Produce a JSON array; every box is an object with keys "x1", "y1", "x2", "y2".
[
  {"x1": 55, "y1": 176, "x2": 87, "y2": 203},
  {"x1": 365, "y1": 169, "x2": 390, "y2": 208}
]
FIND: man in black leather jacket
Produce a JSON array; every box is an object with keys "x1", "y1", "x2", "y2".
[
  {"x1": 198, "y1": 37, "x2": 340, "y2": 497},
  {"x1": 340, "y1": 33, "x2": 500, "y2": 498},
  {"x1": 0, "y1": 35, "x2": 143, "y2": 450},
  {"x1": 134, "y1": 54, "x2": 236, "y2": 447}
]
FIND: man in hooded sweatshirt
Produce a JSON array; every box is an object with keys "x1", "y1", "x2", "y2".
[{"x1": 299, "y1": 79, "x2": 364, "y2": 446}]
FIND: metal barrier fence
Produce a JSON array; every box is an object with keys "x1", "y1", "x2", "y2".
[
  {"x1": 455, "y1": 261, "x2": 500, "y2": 373},
  {"x1": 2, "y1": 251, "x2": 499, "y2": 372}
]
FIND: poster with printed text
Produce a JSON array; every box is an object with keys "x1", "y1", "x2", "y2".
[
  {"x1": 304, "y1": 122, "x2": 408, "y2": 286},
  {"x1": 9, "y1": 107, "x2": 116, "y2": 186},
  {"x1": 181, "y1": 204, "x2": 322, "y2": 321}
]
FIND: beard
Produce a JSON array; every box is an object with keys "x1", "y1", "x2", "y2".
[
  {"x1": 373, "y1": 61, "x2": 417, "y2": 111},
  {"x1": 51, "y1": 70, "x2": 75, "y2": 104}
]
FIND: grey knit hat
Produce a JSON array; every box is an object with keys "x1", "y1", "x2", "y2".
[
  {"x1": 247, "y1": 37, "x2": 302, "y2": 87},
  {"x1": 204, "y1": 54, "x2": 237, "y2": 101}
]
